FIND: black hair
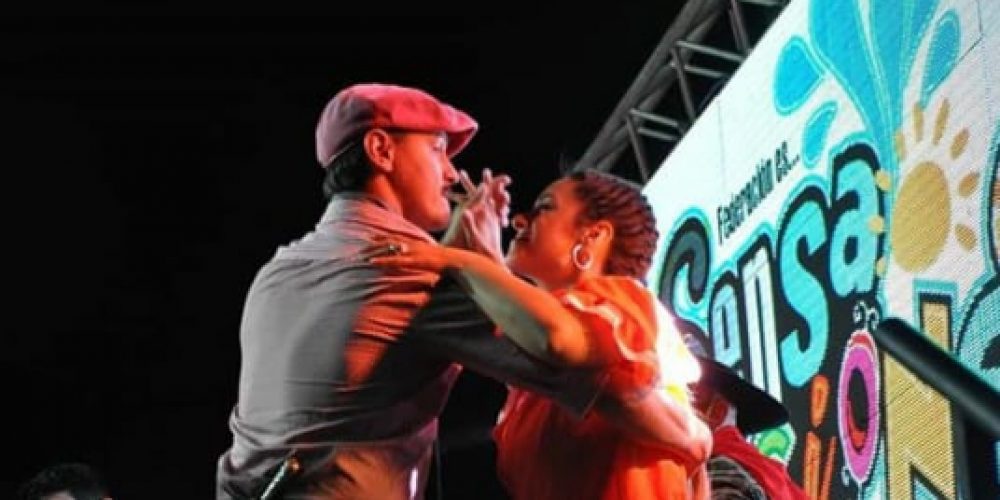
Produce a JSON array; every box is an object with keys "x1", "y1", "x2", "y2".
[
  {"x1": 322, "y1": 140, "x2": 376, "y2": 199},
  {"x1": 17, "y1": 462, "x2": 110, "y2": 500}
]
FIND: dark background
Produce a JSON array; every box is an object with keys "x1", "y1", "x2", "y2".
[{"x1": 0, "y1": 8, "x2": 685, "y2": 499}]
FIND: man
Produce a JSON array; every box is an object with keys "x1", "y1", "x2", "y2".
[
  {"x1": 217, "y1": 83, "x2": 709, "y2": 499},
  {"x1": 682, "y1": 324, "x2": 809, "y2": 500}
]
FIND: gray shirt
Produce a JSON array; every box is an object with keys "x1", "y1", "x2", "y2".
[{"x1": 217, "y1": 193, "x2": 598, "y2": 499}]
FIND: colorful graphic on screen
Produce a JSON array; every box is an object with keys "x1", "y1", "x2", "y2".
[{"x1": 644, "y1": 0, "x2": 999, "y2": 498}]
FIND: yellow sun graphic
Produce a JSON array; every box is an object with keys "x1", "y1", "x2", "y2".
[{"x1": 889, "y1": 99, "x2": 977, "y2": 272}]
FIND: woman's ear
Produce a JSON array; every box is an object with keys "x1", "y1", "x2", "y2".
[
  {"x1": 586, "y1": 220, "x2": 615, "y2": 245},
  {"x1": 581, "y1": 221, "x2": 615, "y2": 269},
  {"x1": 363, "y1": 128, "x2": 395, "y2": 173}
]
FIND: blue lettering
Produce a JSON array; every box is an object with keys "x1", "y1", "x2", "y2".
[
  {"x1": 710, "y1": 278, "x2": 743, "y2": 367},
  {"x1": 779, "y1": 199, "x2": 829, "y2": 387},
  {"x1": 830, "y1": 156, "x2": 880, "y2": 297}
]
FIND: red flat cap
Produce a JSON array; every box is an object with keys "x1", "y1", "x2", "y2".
[{"x1": 315, "y1": 83, "x2": 478, "y2": 167}]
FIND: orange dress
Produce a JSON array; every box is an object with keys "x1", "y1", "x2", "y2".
[{"x1": 493, "y1": 276, "x2": 702, "y2": 500}]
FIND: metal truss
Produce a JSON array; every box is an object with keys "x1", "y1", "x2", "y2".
[{"x1": 575, "y1": 0, "x2": 788, "y2": 183}]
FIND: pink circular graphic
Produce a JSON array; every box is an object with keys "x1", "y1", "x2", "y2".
[{"x1": 838, "y1": 330, "x2": 880, "y2": 483}]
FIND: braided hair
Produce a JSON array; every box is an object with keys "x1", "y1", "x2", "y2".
[{"x1": 567, "y1": 168, "x2": 660, "y2": 280}]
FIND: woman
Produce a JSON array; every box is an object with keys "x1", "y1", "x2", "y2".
[{"x1": 370, "y1": 168, "x2": 708, "y2": 499}]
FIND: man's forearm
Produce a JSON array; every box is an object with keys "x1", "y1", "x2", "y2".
[
  {"x1": 406, "y1": 275, "x2": 602, "y2": 417},
  {"x1": 593, "y1": 389, "x2": 711, "y2": 470}
]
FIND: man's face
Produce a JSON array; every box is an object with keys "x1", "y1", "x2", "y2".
[
  {"x1": 388, "y1": 131, "x2": 459, "y2": 231},
  {"x1": 692, "y1": 385, "x2": 731, "y2": 431}
]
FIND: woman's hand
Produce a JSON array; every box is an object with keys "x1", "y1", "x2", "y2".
[
  {"x1": 440, "y1": 168, "x2": 511, "y2": 262},
  {"x1": 365, "y1": 240, "x2": 455, "y2": 273}
]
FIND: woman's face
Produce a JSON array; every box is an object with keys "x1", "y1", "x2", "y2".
[{"x1": 506, "y1": 177, "x2": 588, "y2": 290}]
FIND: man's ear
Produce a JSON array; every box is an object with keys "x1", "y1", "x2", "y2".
[{"x1": 363, "y1": 128, "x2": 395, "y2": 173}]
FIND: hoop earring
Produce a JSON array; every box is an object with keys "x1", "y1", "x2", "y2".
[{"x1": 572, "y1": 243, "x2": 592, "y2": 271}]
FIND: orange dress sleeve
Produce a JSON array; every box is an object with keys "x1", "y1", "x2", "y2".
[{"x1": 554, "y1": 276, "x2": 700, "y2": 405}]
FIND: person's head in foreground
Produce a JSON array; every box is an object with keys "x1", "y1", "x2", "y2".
[
  {"x1": 17, "y1": 462, "x2": 112, "y2": 500},
  {"x1": 682, "y1": 325, "x2": 789, "y2": 434}
]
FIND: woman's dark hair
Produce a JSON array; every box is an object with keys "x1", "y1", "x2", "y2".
[
  {"x1": 567, "y1": 168, "x2": 660, "y2": 280},
  {"x1": 322, "y1": 140, "x2": 376, "y2": 199}
]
